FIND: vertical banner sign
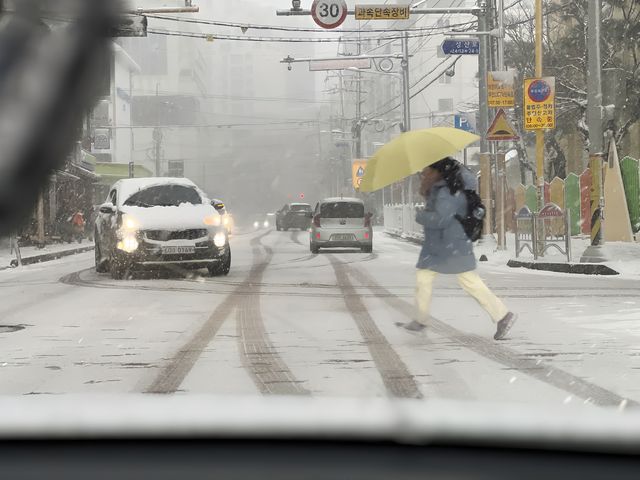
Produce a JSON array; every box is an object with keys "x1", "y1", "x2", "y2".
[
  {"x1": 524, "y1": 77, "x2": 556, "y2": 130},
  {"x1": 352, "y1": 160, "x2": 367, "y2": 190},
  {"x1": 487, "y1": 70, "x2": 516, "y2": 108}
]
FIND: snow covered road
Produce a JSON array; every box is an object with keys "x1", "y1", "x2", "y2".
[{"x1": 1, "y1": 228, "x2": 639, "y2": 409}]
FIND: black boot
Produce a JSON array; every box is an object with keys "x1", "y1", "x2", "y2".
[{"x1": 494, "y1": 312, "x2": 517, "y2": 340}]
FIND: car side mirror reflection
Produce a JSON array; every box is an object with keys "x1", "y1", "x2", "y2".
[
  {"x1": 213, "y1": 202, "x2": 224, "y2": 211},
  {"x1": 99, "y1": 204, "x2": 115, "y2": 214}
]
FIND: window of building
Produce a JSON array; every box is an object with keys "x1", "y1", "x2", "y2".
[{"x1": 167, "y1": 160, "x2": 185, "y2": 177}]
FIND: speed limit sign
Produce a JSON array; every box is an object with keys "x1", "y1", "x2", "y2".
[{"x1": 311, "y1": 0, "x2": 348, "y2": 29}]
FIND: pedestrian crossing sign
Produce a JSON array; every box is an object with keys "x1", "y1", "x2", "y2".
[
  {"x1": 352, "y1": 160, "x2": 367, "y2": 190},
  {"x1": 487, "y1": 109, "x2": 520, "y2": 141}
]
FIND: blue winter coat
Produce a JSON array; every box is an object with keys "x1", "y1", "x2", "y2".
[{"x1": 415, "y1": 166, "x2": 477, "y2": 274}]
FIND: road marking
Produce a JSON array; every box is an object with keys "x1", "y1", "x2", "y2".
[
  {"x1": 329, "y1": 255, "x2": 422, "y2": 399},
  {"x1": 349, "y1": 266, "x2": 638, "y2": 408}
]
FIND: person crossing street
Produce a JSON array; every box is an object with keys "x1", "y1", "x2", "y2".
[{"x1": 397, "y1": 157, "x2": 517, "y2": 340}]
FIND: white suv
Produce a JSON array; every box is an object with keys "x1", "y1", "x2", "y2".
[{"x1": 309, "y1": 197, "x2": 373, "y2": 254}]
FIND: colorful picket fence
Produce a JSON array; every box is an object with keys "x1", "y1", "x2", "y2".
[
  {"x1": 621, "y1": 156, "x2": 640, "y2": 232},
  {"x1": 512, "y1": 156, "x2": 640, "y2": 236}
]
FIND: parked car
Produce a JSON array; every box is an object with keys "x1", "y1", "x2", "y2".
[
  {"x1": 309, "y1": 197, "x2": 373, "y2": 254},
  {"x1": 94, "y1": 178, "x2": 231, "y2": 279},
  {"x1": 276, "y1": 203, "x2": 312, "y2": 231}
]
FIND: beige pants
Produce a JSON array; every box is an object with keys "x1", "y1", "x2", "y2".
[{"x1": 415, "y1": 269, "x2": 509, "y2": 325}]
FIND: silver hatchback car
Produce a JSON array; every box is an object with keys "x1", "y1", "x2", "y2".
[{"x1": 309, "y1": 197, "x2": 373, "y2": 254}]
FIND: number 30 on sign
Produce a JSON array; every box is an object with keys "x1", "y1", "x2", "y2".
[{"x1": 311, "y1": 0, "x2": 348, "y2": 29}]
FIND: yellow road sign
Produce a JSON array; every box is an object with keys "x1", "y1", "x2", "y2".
[
  {"x1": 352, "y1": 160, "x2": 367, "y2": 190},
  {"x1": 524, "y1": 77, "x2": 555, "y2": 130},
  {"x1": 487, "y1": 70, "x2": 515, "y2": 108},
  {"x1": 355, "y1": 5, "x2": 410, "y2": 20},
  {"x1": 487, "y1": 109, "x2": 519, "y2": 141}
]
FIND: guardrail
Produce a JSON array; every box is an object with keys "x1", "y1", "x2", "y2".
[{"x1": 383, "y1": 204, "x2": 425, "y2": 241}]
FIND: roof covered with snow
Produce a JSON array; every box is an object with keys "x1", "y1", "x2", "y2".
[
  {"x1": 320, "y1": 197, "x2": 363, "y2": 204},
  {"x1": 114, "y1": 177, "x2": 206, "y2": 206}
]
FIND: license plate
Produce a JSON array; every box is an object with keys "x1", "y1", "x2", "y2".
[
  {"x1": 332, "y1": 234, "x2": 355, "y2": 241},
  {"x1": 162, "y1": 246, "x2": 196, "y2": 255}
]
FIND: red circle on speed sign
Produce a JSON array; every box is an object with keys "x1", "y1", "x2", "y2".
[{"x1": 311, "y1": 0, "x2": 348, "y2": 29}]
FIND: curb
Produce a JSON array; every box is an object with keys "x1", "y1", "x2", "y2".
[
  {"x1": 6, "y1": 245, "x2": 94, "y2": 269},
  {"x1": 384, "y1": 231, "x2": 423, "y2": 245},
  {"x1": 507, "y1": 259, "x2": 620, "y2": 276}
]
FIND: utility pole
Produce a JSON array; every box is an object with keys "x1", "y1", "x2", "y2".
[
  {"x1": 401, "y1": 31, "x2": 412, "y2": 204},
  {"x1": 496, "y1": 0, "x2": 507, "y2": 250},
  {"x1": 534, "y1": 0, "x2": 544, "y2": 210},
  {"x1": 153, "y1": 127, "x2": 162, "y2": 177},
  {"x1": 581, "y1": 0, "x2": 607, "y2": 262},
  {"x1": 477, "y1": 2, "x2": 493, "y2": 242},
  {"x1": 477, "y1": 2, "x2": 489, "y2": 155},
  {"x1": 351, "y1": 28, "x2": 364, "y2": 162},
  {"x1": 36, "y1": 190, "x2": 45, "y2": 248}
]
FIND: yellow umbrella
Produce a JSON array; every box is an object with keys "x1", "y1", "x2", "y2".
[{"x1": 359, "y1": 127, "x2": 480, "y2": 192}]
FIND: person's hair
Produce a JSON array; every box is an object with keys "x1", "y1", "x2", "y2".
[{"x1": 430, "y1": 157, "x2": 463, "y2": 195}]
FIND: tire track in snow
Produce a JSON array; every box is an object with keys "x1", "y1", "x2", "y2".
[
  {"x1": 236, "y1": 236, "x2": 310, "y2": 395},
  {"x1": 329, "y1": 255, "x2": 422, "y2": 399},
  {"x1": 348, "y1": 266, "x2": 638, "y2": 408},
  {"x1": 290, "y1": 230, "x2": 304, "y2": 246},
  {"x1": 144, "y1": 230, "x2": 273, "y2": 394}
]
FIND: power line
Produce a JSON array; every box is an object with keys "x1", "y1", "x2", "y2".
[
  {"x1": 145, "y1": 13, "x2": 463, "y2": 34},
  {"x1": 100, "y1": 119, "x2": 327, "y2": 129},
  {"x1": 366, "y1": 55, "x2": 463, "y2": 120},
  {"x1": 131, "y1": 88, "x2": 333, "y2": 104},
  {"x1": 147, "y1": 28, "x2": 450, "y2": 44}
]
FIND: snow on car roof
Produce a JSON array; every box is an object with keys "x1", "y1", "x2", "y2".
[
  {"x1": 320, "y1": 197, "x2": 363, "y2": 204},
  {"x1": 114, "y1": 177, "x2": 203, "y2": 205},
  {"x1": 290, "y1": 202, "x2": 311, "y2": 206}
]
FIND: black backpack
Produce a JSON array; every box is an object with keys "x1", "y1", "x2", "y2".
[{"x1": 455, "y1": 190, "x2": 486, "y2": 242}]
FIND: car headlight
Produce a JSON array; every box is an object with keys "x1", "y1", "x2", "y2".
[
  {"x1": 121, "y1": 214, "x2": 139, "y2": 231},
  {"x1": 263, "y1": 221, "x2": 269, "y2": 228},
  {"x1": 204, "y1": 215, "x2": 221, "y2": 226},
  {"x1": 213, "y1": 232, "x2": 227, "y2": 248},
  {"x1": 117, "y1": 235, "x2": 139, "y2": 253},
  {"x1": 253, "y1": 221, "x2": 260, "y2": 229}
]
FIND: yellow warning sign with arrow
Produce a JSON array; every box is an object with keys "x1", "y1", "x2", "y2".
[{"x1": 487, "y1": 108, "x2": 520, "y2": 141}]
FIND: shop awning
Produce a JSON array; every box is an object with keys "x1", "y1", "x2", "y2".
[
  {"x1": 69, "y1": 162, "x2": 100, "y2": 181},
  {"x1": 95, "y1": 163, "x2": 153, "y2": 187}
]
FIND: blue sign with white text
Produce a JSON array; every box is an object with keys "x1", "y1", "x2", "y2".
[{"x1": 441, "y1": 38, "x2": 480, "y2": 55}]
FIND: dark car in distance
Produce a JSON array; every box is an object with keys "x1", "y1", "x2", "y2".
[{"x1": 276, "y1": 203, "x2": 312, "y2": 231}]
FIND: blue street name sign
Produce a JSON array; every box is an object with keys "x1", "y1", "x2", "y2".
[{"x1": 440, "y1": 38, "x2": 480, "y2": 55}]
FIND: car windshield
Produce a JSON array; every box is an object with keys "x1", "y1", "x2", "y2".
[
  {"x1": 123, "y1": 185, "x2": 202, "y2": 207},
  {"x1": 2, "y1": 0, "x2": 640, "y2": 455},
  {"x1": 290, "y1": 204, "x2": 311, "y2": 212},
  {"x1": 321, "y1": 202, "x2": 365, "y2": 218}
]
